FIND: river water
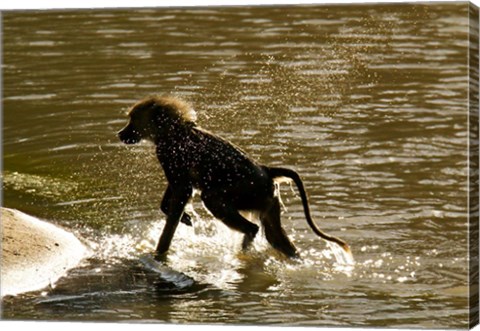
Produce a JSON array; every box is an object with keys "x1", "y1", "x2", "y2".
[{"x1": 1, "y1": 2, "x2": 475, "y2": 328}]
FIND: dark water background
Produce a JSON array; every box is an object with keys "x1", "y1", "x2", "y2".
[{"x1": 1, "y1": 2, "x2": 474, "y2": 328}]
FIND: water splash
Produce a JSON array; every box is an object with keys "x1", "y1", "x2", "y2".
[
  {"x1": 81, "y1": 203, "x2": 358, "y2": 292},
  {"x1": 326, "y1": 241, "x2": 355, "y2": 274},
  {"x1": 273, "y1": 176, "x2": 293, "y2": 212}
]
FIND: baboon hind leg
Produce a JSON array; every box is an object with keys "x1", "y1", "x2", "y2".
[
  {"x1": 261, "y1": 198, "x2": 298, "y2": 258},
  {"x1": 201, "y1": 191, "x2": 259, "y2": 250}
]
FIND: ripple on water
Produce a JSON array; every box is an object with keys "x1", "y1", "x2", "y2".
[{"x1": 2, "y1": 3, "x2": 472, "y2": 327}]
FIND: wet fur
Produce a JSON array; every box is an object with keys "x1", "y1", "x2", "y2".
[{"x1": 118, "y1": 95, "x2": 349, "y2": 259}]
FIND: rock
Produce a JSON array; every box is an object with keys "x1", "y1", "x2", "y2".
[{"x1": 1, "y1": 208, "x2": 89, "y2": 297}]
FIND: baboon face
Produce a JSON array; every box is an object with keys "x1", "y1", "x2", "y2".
[
  {"x1": 118, "y1": 96, "x2": 196, "y2": 145},
  {"x1": 118, "y1": 102, "x2": 157, "y2": 144}
]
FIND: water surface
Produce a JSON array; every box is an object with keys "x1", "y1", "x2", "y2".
[{"x1": 1, "y1": 3, "x2": 473, "y2": 328}]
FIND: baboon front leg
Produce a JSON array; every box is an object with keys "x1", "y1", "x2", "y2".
[
  {"x1": 201, "y1": 192, "x2": 259, "y2": 250},
  {"x1": 156, "y1": 185, "x2": 192, "y2": 259},
  {"x1": 161, "y1": 185, "x2": 192, "y2": 226},
  {"x1": 261, "y1": 198, "x2": 298, "y2": 258}
]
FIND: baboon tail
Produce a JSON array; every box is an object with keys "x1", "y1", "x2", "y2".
[{"x1": 266, "y1": 166, "x2": 351, "y2": 254}]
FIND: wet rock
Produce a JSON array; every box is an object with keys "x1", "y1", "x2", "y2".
[{"x1": 1, "y1": 208, "x2": 89, "y2": 297}]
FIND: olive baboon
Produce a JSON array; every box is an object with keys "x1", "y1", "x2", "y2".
[{"x1": 118, "y1": 95, "x2": 350, "y2": 259}]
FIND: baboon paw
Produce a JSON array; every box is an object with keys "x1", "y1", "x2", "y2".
[
  {"x1": 290, "y1": 251, "x2": 301, "y2": 260},
  {"x1": 180, "y1": 213, "x2": 192, "y2": 226},
  {"x1": 284, "y1": 248, "x2": 300, "y2": 260},
  {"x1": 153, "y1": 250, "x2": 168, "y2": 262}
]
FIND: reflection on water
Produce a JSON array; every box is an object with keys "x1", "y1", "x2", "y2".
[{"x1": 1, "y1": 2, "x2": 474, "y2": 328}]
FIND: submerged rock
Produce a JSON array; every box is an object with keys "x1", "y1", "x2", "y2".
[{"x1": 1, "y1": 208, "x2": 89, "y2": 297}]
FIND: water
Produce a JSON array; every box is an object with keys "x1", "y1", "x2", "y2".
[{"x1": 1, "y1": 2, "x2": 474, "y2": 328}]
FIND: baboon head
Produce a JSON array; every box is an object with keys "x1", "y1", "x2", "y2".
[{"x1": 118, "y1": 95, "x2": 196, "y2": 144}]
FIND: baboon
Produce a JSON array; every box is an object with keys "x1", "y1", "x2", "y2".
[{"x1": 118, "y1": 95, "x2": 350, "y2": 259}]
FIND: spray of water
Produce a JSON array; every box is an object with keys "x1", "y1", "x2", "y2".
[
  {"x1": 81, "y1": 186, "x2": 358, "y2": 292},
  {"x1": 82, "y1": 42, "x2": 404, "y2": 290}
]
